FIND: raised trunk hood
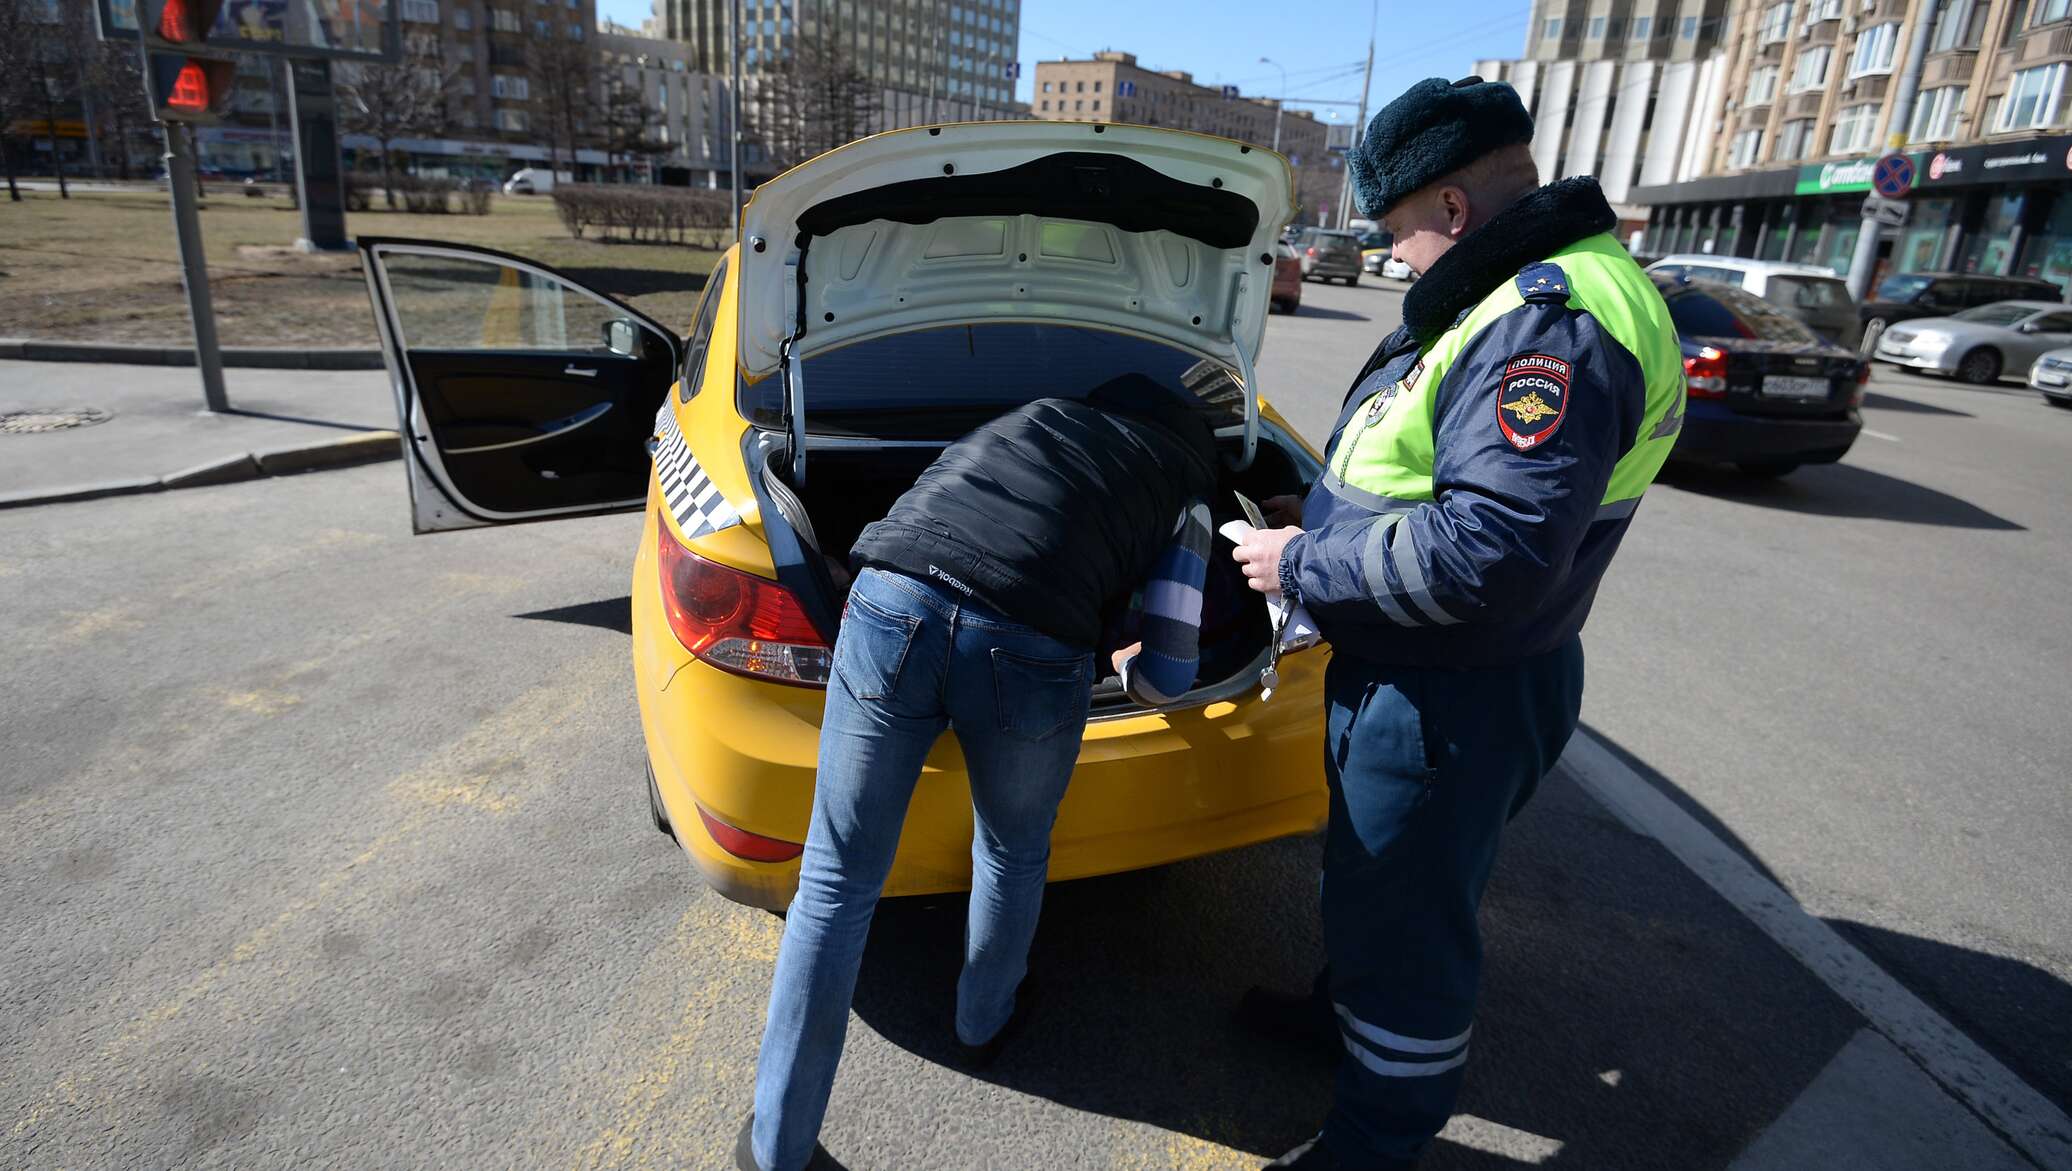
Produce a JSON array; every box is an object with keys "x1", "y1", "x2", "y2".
[{"x1": 736, "y1": 122, "x2": 1295, "y2": 380}]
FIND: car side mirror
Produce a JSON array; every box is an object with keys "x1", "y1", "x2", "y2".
[
  {"x1": 604, "y1": 319, "x2": 639, "y2": 356},
  {"x1": 2018, "y1": 321, "x2": 2041, "y2": 333}
]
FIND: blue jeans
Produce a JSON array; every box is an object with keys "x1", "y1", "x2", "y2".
[{"x1": 750, "y1": 567, "x2": 1094, "y2": 1171}]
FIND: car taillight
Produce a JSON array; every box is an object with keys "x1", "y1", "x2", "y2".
[
  {"x1": 656, "y1": 512, "x2": 832, "y2": 687},
  {"x1": 1684, "y1": 346, "x2": 1728, "y2": 398},
  {"x1": 1306, "y1": 246, "x2": 1317, "y2": 257},
  {"x1": 1850, "y1": 360, "x2": 1870, "y2": 405},
  {"x1": 695, "y1": 803, "x2": 804, "y2": 862}
]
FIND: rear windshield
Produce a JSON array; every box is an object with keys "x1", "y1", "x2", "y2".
[
  {"x1": 1663, "y1": 282, "x2": 1818, "y2": 344},
  {"x1": 1951, "y1": 303, "x2": 2031, "y2": 325},
  {"x1": 1876, "y1": 274, "x2": 1933, "y2": 301},
  {"x1": 1766, "y1": 275, "x2": 1851, "y2": 311},
  {"x1": 739, "y1": 323, "x2": 1242, "y2": 439}
]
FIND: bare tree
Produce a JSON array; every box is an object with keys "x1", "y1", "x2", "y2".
[
  {"x1": 602, "y1": 74, "x2": 669, "y2": 181},
  {"x1": 336, "y1": 32, "x2": 458, "y2": 207},
  {"x1": 0, "y1": 0, "x2": 47, "y2": 201},
  {"x1": 85, "y1": 37, "x2": 149, "y2": 181},
  {"x1": 749, "y1": 22, "x2": 880, "y2": 170},
  {"x1": 530, "y1": 34, "x2": 597, "y2": 183}
]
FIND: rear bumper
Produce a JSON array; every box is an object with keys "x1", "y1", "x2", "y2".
[
  {"x1": 1874, "y1": 342, "x2": 1956, "y2": 374},
  {"x1": 1670, "y1": 402, "x2": 1862, "y2": 465}
]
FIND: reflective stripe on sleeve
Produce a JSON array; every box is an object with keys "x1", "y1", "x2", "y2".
[
  {"x1": 1320, "y1": 466, "x2": 1426, "y2": 516},
  {"x1": 1387, "y1": 521, "x2": 1462, "y2": 626},
  {"x1": 1341, "y1": 1037, "x2": 1472, "y2": 1078},
  {"x1": 1595, "y1": 496, "x2": 1641, "y2": 522},
  {"x1": 1359, "y1": 515, "x2": 1424, "y2": 628}
]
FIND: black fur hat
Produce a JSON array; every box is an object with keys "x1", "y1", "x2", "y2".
[{"x1": 1348, "y1": 76, "x2": 1534, "y2": 217}]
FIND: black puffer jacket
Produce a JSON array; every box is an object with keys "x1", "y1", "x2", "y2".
[{"x1": 850, "y1": 378, "x2": 1220, "y2": 648}]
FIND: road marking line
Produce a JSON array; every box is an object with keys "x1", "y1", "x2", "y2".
[
  {"x1": 1560, "y1": 729, "x2": 2072, "y2": 1171},
  {"x1": 1436, "y1": 1114, "x2": 1564, "y2": 1163},
  {"x1": 1861, "y1": 428, "x2": 1903, "y2": 442}
]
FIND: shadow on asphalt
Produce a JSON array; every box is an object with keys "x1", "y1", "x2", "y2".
[
  {"x1": 1660, "y1": 462, "x2": 2025, "y2": 530},
  {"x1": 1289, "y1": 304, "x2": 1372, "y2": 322},
  {"x1": 1859, "y1": 391, "x2": 1973, "y2": 417},
  {"x1": 845, "y1": 742, "x2": 1879, "y2": 1169},
  {"x1": 220, "y1": 408, "x2": 388, "y2": 433},
  {"x1": 512, "y1": 596, "x2": 632, "y2": 635}
]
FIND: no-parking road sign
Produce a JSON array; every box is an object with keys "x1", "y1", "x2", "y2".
[{"x1": 1872, "y1": 153, "x2": 1916, "y2": 198}]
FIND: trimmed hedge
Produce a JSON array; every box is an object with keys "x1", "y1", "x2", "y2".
[
  {"x1": 551, "y1": 184, "x2": 732, "y2": 247},
  {"x1": 344, "y1": 173, "x2": 491, "y2": 215}
]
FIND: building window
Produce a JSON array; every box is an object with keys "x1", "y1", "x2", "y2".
[
  {"x1": 1542, "y1": 16, "x2": 1562, "y2": 38},
  {"x1": 1910, "y1": 85, "x2": 1967, "y2": 138},
  {"x1": 1788, "y1": 46, "x2": 1831, "y2": 92},
  {"x1": 1729, "y1": 128, "x2": 1764, "y2": 168},
  {"x1": 2038, "y1": 0, "x2": 2070, "y2": 22},
  {"x1": 1998, "y1": 63, "x2": 2065, "y2": 129},
  {"x1": 1075, "y1": 80, "x2": 1085, "y2": 92},
  {"x1": 1632, "y1": 15, "x2": 1651, "y2": 37},
  {"x1": 1588, "y1": 15, "x2": 1605, "y2": 37},
  {"x1": 1930, "y1": 0, "x2": 1984, "y2": 49},
  {"x1": 1759, "y1": 2, "x2": 1792, "y2": 45},
  {"x1": 492, "y1": 8, "x2": 520, "y2": 32},
  {"x1": 402, "y1": 0, "x2": 438, "y2": 22},
  {"x1": 1091, "y1": 99, "x2": 1100, "y2": 110},
  {"x1": 1074, "y1": 99, "x2": 1083, "y2": 110},
  {"x1": 495, "y1": 108, "x2": 529, "y2": 131},
  {"x1": 1849, "y1": 22, "x2": 1899, "y2": 76},
  {"x1": 1831, "y1": 103, "x2": 1879, "y2": 153},
  {"x1": 533, "y1": 18, "x2": 549, "y2": 36},
  {"x1": 1774, "y1": 118, "x2": 1814, "y2": 160},
  {"x1": 1042, "y1": 81, "x2": 1051, "y2": 91},
  {"x1": 454, "y1": 6, "x2": 470, "y2": 29},
  {"x1": 1807, "y1": 0, "x2": 1843, "y2": 19},
  {"x1": 567, "y1": 22, "x2": 583, "y2": 38},
  {"x1": 1748, "y1": 65, "x2": 1779, "y2": 105},
  {"x1": 1092, "y1": 80, "x2": 1101, "y2": 92},
  {"x1": 1681, "y1": 15, "x2": 1699, "y2": 37},
  {"x1": 1040, "y1": 99, "x2": 1047, "y2": 109},
  {"x1": 2005, "y1": 0, "x2": 2031, "y2": 43},
  {"x1": 492, "y1": 74, "x2": 529, "y2": 99}
]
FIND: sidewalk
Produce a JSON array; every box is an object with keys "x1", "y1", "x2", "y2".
[{"x1": 0, "y1": 359, "x2": 398, "y2": 508}]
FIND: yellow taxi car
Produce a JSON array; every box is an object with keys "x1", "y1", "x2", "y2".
[{"x1": 357, "y1": 122, "x2": 1330, "y2": 911}]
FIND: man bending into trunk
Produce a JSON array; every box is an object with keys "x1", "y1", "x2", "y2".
[{"x1": 738, "y1": 373, "x2": 1222, "y2": 1171}]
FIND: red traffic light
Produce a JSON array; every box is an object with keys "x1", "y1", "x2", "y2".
[
  {"x1": 146, "y1": 53, "x2": 236, "y2": 123},
  {"x1": 144, "y1": 0, "x2": 225, "y2": 46},
  {"x1": 166, "y1": 60, "x2": 213, "y2": 113}
]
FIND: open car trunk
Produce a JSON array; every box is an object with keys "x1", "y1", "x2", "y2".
[{"x1": 749, "y1": 428, "x2": 1313, "y2": 716}]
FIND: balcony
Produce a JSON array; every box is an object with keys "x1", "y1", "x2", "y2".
[
  {"x1": 1801, "y1": 19, "x2": 1839, "y2": 46},
  {"x1": 1846, "y1": 74, "x2": 1891, "y2": 103},
  {"x1": 2017, "y1": 23, "x2": 2072, "y2": 63},
  {"x1": 1787, "y1": 91, "x2": 1826, "y2": 118},
  {"x1": 1924, "y1": 49, "x2": 1979, "y2": 84}
]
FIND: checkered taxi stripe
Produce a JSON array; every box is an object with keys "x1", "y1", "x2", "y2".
[{"x1": 652, "y1": 406, "x2": 742, "y2": 539}]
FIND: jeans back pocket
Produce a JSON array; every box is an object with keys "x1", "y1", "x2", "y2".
[
  {"x1": 990, "y1": 648, "x2": 1091, "y2": 742},
  {"x1": 835, "y1": 591, "x2": 922, "y2": 701}
]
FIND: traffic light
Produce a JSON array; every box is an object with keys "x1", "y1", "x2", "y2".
[{"x1": 138, "y1": 0, "x2": 236, "y2": 124}]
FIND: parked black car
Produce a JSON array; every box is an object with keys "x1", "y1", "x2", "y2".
[
  {"x1": 1657, "y1": 274, "x2": 1865, "y2": 478},
  {"x1": 1857, "y1": 272, "x2": 2062, "y2": 355}
]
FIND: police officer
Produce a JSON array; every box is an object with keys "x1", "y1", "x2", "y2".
[{"x1": 1230, "y1": 77, "x2": 1685, "y2": 1169}]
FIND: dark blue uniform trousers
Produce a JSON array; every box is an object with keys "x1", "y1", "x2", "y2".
[{"x1": 1318, "y1": 636, "x2": 1584, "y2": 1165}]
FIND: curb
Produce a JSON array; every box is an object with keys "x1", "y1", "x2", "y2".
[
  {"x1": 0, "y1": 430, "x2": 401, "y2": 511},
  {"x1": 0, "y1": 339, "x2": 384, "y2": 371}
]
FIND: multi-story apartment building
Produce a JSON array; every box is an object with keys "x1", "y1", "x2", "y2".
[
  {"x1": 597, "y1": 22, "x2": 740, "y2": 186},
  {"x1": 1472, "y1": 0, "x2": 1735, "y2": 237},
  {"x1": 1032, "y1": 52, "x2": 1331, "y2": 161},
  {"x1": 1633, "y1": 0, "x2": 2072, "y2": 290},
  {"x1": 658, "y1": 0, "x2": 1027, "y2": 128}
]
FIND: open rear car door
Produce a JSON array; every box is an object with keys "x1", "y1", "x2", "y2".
[{"x1": 357, "y1": 239, "x2": 683, "y2": 533}]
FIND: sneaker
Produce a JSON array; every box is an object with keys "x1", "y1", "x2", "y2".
[{"x1": 733, "y1": 1112, "x2": 839, "y2": 1171}]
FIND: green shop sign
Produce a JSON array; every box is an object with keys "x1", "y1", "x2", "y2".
[{"x1": 1795, "y1": 154, "x2": 1924, "y2": 195}]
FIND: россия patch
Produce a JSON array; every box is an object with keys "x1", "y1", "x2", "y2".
[{"x1": 1496, "y1": 354, "x2": 1570, "y2": 451}]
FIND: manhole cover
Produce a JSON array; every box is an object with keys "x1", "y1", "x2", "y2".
[{"x1": 1, "y1": 407, "x2": 113, "y2": 434}]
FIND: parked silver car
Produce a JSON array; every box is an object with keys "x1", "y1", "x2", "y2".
[
  {"x1": 1872, "y1": 301, "x2": 2072, "y2": 384},
  {"x1": 2024, "y1": 346, "x2": 2072, "y2": 408}
]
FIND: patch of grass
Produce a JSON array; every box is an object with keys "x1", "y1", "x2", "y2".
[{"x1": 0, "y1": 188, "x2": 722, "y2": 348}]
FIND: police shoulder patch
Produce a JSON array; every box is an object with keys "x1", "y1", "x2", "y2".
[
  {"x1": 1496, "y1": 354, "x2": 1571, "y2": 452},
  {"x1": 1515, "y1": 262, "x2": 1572, "y2": 304}
]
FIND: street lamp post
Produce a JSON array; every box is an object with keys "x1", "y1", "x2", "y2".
[{"x1": 1259, "y1": 56, "x2": 1285, "y2": 152}]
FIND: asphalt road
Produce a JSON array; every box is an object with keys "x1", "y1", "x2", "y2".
[{"x1": 3, "y1": 275, "x2": 2065, "y2": 1169}]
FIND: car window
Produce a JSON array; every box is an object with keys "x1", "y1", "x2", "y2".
[
  {"x1": 2015, "y1": 282, "x2": 2062, "y2": 302},
  {"x1": 1357, "y1": 230, "x2": 1392, "y2": 250},
  {"x1": 1877, "y1": 274, "x2": 1933, "y2": 302},
  {"x1": 1766, "y1": 275, "x2": 1850, "y2": 310},
  {"x1": 1962, "y1": 282, "x2": 2006, "y2": 307},
  {"x1": 738, "y1": 323, "x2": 1242, "y2": 438},
  {"x1": 1693, "y1": 265, "x2": 1746, "y2": 286},
  {"x1": 1664, "y1": 283, "x2": 1817, "y2": 343},
  {"x1": 1951, "y1": 302, "x2": 2032, "y2": 326},
  {"x1": 2029, "y1": 312, "x2": 2072, "y2": 332},
  {"x1": 678, "y1": 256, "x2": 729, "y2": 402}
]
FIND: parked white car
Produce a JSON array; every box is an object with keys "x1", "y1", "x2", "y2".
[
  {"x1": 1645, "y1": 255, "x2": 1860, "y2": 349},
  {"x1": 2024, "y1": 346, "x2": 2072, "y2": 407},
  {"x1": 502, "y1": 167, "x2": 558, "y2": 195},
  {"x1": 1876, "y1": 301, "x2": 2072, "y2": 384},
  {"x1": 1380, "y1": 256, "x2": 1415, "y2": 281}
]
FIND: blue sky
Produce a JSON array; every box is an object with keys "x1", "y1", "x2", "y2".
[{"x1": 593, "y1": 0, "x2": 1533, "y2": 133}]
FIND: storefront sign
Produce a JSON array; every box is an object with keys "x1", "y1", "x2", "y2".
[
  {"x1": 1795, "y1": 156, "x2": 1926, "y2": 195},
  {"x1": 1917, "y1": 134, "x2": 2072, "y2": 188}
]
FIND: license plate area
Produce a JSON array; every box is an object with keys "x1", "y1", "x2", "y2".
[{"x1": 1761, "y1": 375, "x2": 1832, "y2": 400}]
